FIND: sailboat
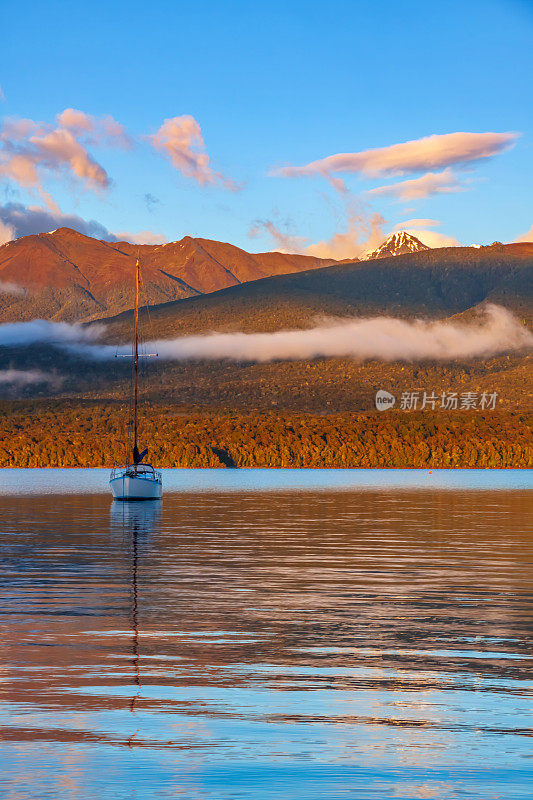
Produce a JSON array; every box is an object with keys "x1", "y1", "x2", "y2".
[{"x1": 110, "y1": 258, "x2": 163, "y2": 500}]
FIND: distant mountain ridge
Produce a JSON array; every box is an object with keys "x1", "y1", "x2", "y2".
[
  {"x1": 1, "y1": 228, "x2": 531, "y2": 327},
  {"x1": 0, "y1": 240, "x2": 531, "y2": 410},
  {"x1": 100, "y1": 242, "x2": 533, "y2": 342},
  {"x1": 0, "y1": 227, "x2": 338, "y2": 322},
  {"x1": 362, "y1": 231, "x2": 430, "y2": 260}
]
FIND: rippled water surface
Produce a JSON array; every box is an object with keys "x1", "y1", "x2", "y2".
[{"x1": 0, "y1": 469, "x2": 532, "y2": 799}]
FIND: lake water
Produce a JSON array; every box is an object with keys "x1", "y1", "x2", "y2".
[{"x1": 0, "y1": 469, "x2": 531, "y2": 800}]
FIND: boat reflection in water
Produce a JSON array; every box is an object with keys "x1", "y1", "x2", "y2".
[
  {"x1": 110, "y1": 500, "x2": 162, "y2": 740},
  {"x1": 1, "y1": 483, "x2": 531, "y2": 800}
]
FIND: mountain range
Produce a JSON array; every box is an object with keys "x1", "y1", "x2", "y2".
[
  {"x1": 0, "y1": 230, "x2": 531, "y2": 413},
  {"x1": 0, "y1": 227, "x2": 337, "y2": 323},
  {"x1": 2, "y1": 227, "x2": 531, "y2": 330},
  {"x1": 100, "y1": 240, "x2": 533, "y2": 342}
]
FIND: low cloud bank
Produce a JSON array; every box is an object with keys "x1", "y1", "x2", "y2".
[
  {"x1": 0, "y1": 281, "x2": 25, "y2": 296},
  {"x1": 142, "y1": 305, "x2": 533, "y2": 362},
  {"x1": 0, "y1": 369, "x2": 61, "y2": 387},
  {"x1": 0, "y1": 319, "x2": 104, "y2": 347},
  {"x1": 0, "y1": 306, "x2": 531, "y2": 364}
]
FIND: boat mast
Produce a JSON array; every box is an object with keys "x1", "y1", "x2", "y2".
[{"x1": 133, "y1": 258, "x2": 139, "y2": 466}]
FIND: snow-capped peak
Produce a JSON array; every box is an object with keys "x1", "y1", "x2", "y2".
[{"x1": 362, "y1": 231, "x2": 430, "y2": 261}]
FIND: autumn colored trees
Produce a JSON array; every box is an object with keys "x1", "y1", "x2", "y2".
[{"x1": 0, "y1": 401, "x2": 530, "y2": 469}]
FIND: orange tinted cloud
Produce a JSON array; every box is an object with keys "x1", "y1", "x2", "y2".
[
  {"x1": 251, "y1": 210, "x2": 386, "y2": 260},
  {"x1": 367, "y1": 168, "x2": 465, "y2": 200},
  {"x1": 57, "y1": 108, "x2": 132, "y2": 147},
  {"x1": 394, "y1": 218, "x2": 441, "y2": 229},
  {"x1": 30, "y1": 128, "x2": 109, "y2": 189},
  {"x1": 274, "y1": 132, "x2": 518, "y2": 180},
  {"x1": 0, "y1": 220, "x2": 15, "y2": 246},
  {"x1": 248, "y1": 220, "x2": 307, "y2": 253},
  {"x1": 113, "y1": 229, "x2": 167, "y2": 245},
  {"x1": 404, "y1": 228, "x2": 461, "y2": 248},
  {"x1": 150, "y1": 115, "x2": 239, "y2": 190},
  {"x1": 512, "y1": 224, "x2": 533, "y2": 243},
  {"x1": 307, "y1": 212, "x2": 385, "y2": 260},
  {"x1": 0, "y1": 109, "x2": 132, "y2": 203},
  {"x1": 56, "y1": 108, "x2": 94, "y2": 133}
]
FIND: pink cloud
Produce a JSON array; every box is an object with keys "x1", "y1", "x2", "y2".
[
  {"x1": 29, "y1": 128, "x2": 110, "y2": 190},
  {"x1": 248, "y1": 220, "x2": 307, "y2": 253},
  {"x1": 0, "y1": 220, "x2": 15, "y2": 246},
  {"x1": 403, "y1": 228, "x2": 461, "y2": 248},
  {"x1": 367, "y1": 168, "x2": 466, "y2": 201},
  {"x1": 56, "y1": 108, "x2": 93, "y2": 133},
  {"x1": 113, "y1": 229, "x2": 167, "y2": 245},
  {"x1": 0, "y1": 280, "x2": 25, "y2": 295},
  {"x1": 0, "y1": 109, "x2": 132, "y2": 204},
  {"x1": 150, "y1": 115, "x2": 239, "y2": 190},
  {"x1": 394, "y1": 218, "x2": 441, "y2": 229},
  {"x1": 306, "y1": 212, "x2": 385, "y2": 260},
  {"x1": 273, "y1": 131, "x2": 518, "y2": 181},
  {"x1": 251, "y1": 210, "x2": 386, "y2": 260},
  {"x1": 512, "y1": 224, "x2": 533, "y2": 243},
  {"x1": 57, "y1": 108, "x2": 132, "y2": 148}
]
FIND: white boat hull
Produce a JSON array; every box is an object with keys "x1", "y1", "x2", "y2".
[{"x1": 110, "y1": 472, "x2": 162, "y2": 500}]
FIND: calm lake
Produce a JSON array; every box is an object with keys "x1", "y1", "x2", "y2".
[{"x1": 0, "y1": 469, "x2": 531, "y2": 800}]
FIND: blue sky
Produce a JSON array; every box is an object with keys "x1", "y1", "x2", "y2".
[{"x1": 0, "y1": 0, "x2": 532, "y2": 254}]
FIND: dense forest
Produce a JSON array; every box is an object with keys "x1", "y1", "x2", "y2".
[{"x1": 0, "y1": 400, "x2": 530, "y2": 469}]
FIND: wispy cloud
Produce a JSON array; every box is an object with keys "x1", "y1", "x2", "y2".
[
  {"x1": 150, "y1": 115, "x2": 240, "y2": 190},
  {"x1": 248, "y1": 219, "x2": 307, "y2": 253},
  {"x1": 0, "y1": 369, "x2": 61, "y2": 387},
  {"x1": 144, "y1": 306, "x2": 533, "y2": 363},
  {"x1": 3, "y1": 305, "x2": 528, "y2": 364},
  {"x1": 394, "y1": 219, "x2": 441, "y2": 229},
  {"x1": 251, "y1": 206, "x2": 386, "y2": 260},
  {"x1": 56, "y1": 108, "x2": 132, "y2": 148},
  {"x1": 512, "y1": 224, "x2": 533, "y2": 243},
  {"x1": 366, "y1": 168, "x2": 467, "y2": 201},
  {"x1": 306, "y1": 211, "x2": 385, "y2": 260},
  {"x1": 404, "y1": 228, "x2": 461, "y2": 248},
  {"x1": 0, "y1": 219, "x2": 15, "y2": 246},
  {"x1": 390, "y1": 218, "x2": 459, "y2": 248},
  {"x1": 273, "y1": 132, "x2": 518, "y2": 183},
  {"x1": 0, "y1": 280, "x2": 25, "y2": 295},
  {"x1": 0, "y1": 319, "x2": 104, "y2": 348},
  {"x1": 144, "y1": 192, "x2": 160, "y2": 212},
  {"x1": 113, "y1": 229, "x2": 167, "y2": 245}
]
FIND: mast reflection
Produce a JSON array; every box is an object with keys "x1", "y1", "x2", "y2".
[{"x1": 109, "y1": 500, "x2": 161, "y2": 744}]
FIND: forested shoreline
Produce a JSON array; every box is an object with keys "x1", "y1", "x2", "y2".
[{"x1": 0, "y1": 401, "x2": 530, "y2": 469}]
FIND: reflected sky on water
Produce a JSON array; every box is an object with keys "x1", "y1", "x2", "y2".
[
  {"x1": 0, "y1": 467, "x2": 531, "y2": 495},
  {"x1": 0, "y1": 470, "x2": 532, "y2": 799}
]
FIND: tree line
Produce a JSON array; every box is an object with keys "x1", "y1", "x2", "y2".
[{"x1": 0, "y1": 401, "x2": 530, "y2": 468}]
